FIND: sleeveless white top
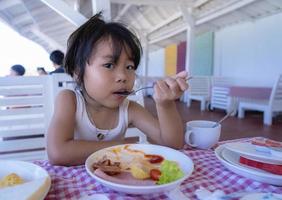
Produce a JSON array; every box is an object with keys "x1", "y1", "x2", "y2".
[{"x1": 73, "y1": 90, "x2": 129, "y2": 141}]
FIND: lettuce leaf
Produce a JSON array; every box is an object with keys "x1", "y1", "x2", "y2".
[{"x1": 157, "y1": 160, "x2": 184, "y2": 185}]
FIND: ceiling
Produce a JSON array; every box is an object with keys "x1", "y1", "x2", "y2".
[{"x1": 0, "y1": 0, "x2": 282, "y2": 53}]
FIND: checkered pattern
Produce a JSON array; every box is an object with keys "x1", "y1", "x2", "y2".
[{"x1": 34, "y1": 138, "x2": 282, "y2": 200}]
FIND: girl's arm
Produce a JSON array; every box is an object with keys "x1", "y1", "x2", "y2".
[
  {"x1": 47, "y1": 90, "x2": 136, "y2": 166},
  {"x1": 129, "y1": 71, "x2": 188, "y2": 149}
]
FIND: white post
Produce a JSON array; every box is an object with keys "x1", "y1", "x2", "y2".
[
  {"x1": 185, "y1": 26, "x2": 195, "y2": 75},
  {"x1": 40, "y1": 0, "x2": 87, "y2": 26},
  {"x1": 92, "y1": 0, "x2": 111, "y2": 21},
  {"x1": 46, "y1": 75, "x2": 55, "y2": 132},
  {"x1": 140, "y1": 34, "x2": 149, "y2": 90},
  {"x1": 182, "y1": 8, "x2": 195, "y2": 102},
  {"x1": 182, "y1": 26, "x2": 195, "y2": 102},
  {"x1": 74, "y1": 0, "x2": 80, "y2": 11}
]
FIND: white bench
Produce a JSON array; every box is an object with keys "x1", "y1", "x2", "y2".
[{"x1": 0, "y1": 76, "x2": 52, "y2": 160}]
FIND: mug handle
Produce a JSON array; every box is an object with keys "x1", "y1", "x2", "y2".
[{"x1": 185, "y1": 130, "x2": 197, "y2": 147}]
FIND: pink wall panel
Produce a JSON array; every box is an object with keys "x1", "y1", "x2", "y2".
[{"x1": 177, "y1": 41, "x2": 186, "y2": 73}]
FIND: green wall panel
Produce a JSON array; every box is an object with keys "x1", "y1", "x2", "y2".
[{"x1": 191, "y1": 32, "x2": 214, "y2": 76}]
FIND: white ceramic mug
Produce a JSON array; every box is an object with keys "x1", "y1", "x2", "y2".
[{"x1": 185, "y1": 120, "x2": 221, "y2": 149}]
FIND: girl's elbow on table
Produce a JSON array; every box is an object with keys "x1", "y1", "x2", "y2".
[{"x1": 47, "y1": 147, "x2": 70, "y2": 166}]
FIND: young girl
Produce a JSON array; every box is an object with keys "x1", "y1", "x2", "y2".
[{"x1": 47, "y1": 13, "x2": 188, "y2": 166}]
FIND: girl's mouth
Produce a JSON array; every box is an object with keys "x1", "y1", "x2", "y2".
[{"x1": 113, "y1": 91, "x2": 131, "y2": 96}]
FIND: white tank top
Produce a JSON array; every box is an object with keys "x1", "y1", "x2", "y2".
[{"x1": 73, "y1": 90, "x2": 129, "y2": 141}]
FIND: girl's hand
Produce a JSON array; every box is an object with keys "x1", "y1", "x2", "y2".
[{"x1": 153, "y1": 71, "x2": 189, "y2": 105}]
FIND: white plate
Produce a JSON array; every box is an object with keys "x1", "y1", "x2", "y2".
[
  {"x1": 240, "y1": 193, "x2": 282, "y2": 200},
  {"x1": 85, "y1": 144, "x2": 194, "y2": 194},
  {"x1": 224, "y1": 142, "x2": 282, "y2": 164},
  {"x1": 0, "y1": 160, "x2": 51, "y2": 199},
  {"x1": 215, "y1": 145, "x2": 282, "y2": 186}
]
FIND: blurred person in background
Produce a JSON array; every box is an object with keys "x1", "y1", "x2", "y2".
[
  {"x1": 6, "y1": 64, "x2": 28, "y2": 110},
  {"x1": 9, "y1": 64, "x2": 25, "y2": 76},
  {"x1": 37, "y1": 67, "x2": 48, "y2": 75},
  {"x1": 49, "y1": 50, "x2": 65, "y2": 74}
]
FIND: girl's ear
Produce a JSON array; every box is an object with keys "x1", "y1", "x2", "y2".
[
  {"x1": 84, "y1": 59, "x2": 91, "y2": 70},
  {"x1": 85, "y1": 61, "x2": 90, "y2": 68},
  {"x1": 73, "y1": 73, "x2": 78, "y2": 80},
  {"x1": 73, "y1": 68, "x2": 80, "y2": 80}
]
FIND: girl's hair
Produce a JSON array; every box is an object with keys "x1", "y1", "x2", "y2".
[{"x1": 64, "y1": 12, "x2": 142, "y2": 87}]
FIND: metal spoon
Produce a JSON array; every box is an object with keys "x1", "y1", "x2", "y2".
[
  {"x1": 212, "y1": 110, "x2": 235, "y2": 128},
  {"x1": 114, "y1": 85, "x2": 154, "y2": 96},
  {"x1": 115, "y1": 76, "x2": 193, "y2": 96}
]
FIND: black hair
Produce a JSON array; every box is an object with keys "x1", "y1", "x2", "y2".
[
  {"x1": 50, "y1": 50, "x2": 64, "y2": 65},
  {"x1": 11, "y1": 64, "x2": 25, "y2": 76},
  {"x1": 64, "y1": 12, "x2": 142, "y2": 88}
]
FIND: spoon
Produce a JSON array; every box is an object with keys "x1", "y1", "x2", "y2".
[
  {"x1": 115, "y1": 76, "x2": 193, "y2": 96},
  {"x1": 212, "y1": 110, "x2": 235, "y2": 128},
  {"x1": 114, "y1": 85, "x2": 154, "y2": 96}
]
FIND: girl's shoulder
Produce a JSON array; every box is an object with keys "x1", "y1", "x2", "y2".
[
  {"x1": 55, "y1": 89, "x2": 77, "y2": 106},
  {"x1": 53, "y1": 89, "x2": 78, "y2": 115},
  {"x1": 57, "y1": 89, "x2": 76, "y2": 98}
]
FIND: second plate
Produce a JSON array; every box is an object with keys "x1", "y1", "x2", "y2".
[{"x1": 215, "y1": 145, "x2": 282, "y2": 186}]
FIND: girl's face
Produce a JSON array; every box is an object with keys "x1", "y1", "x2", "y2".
[{"x1": 83, "y1": 39, "x2": 136, "y2": 108}]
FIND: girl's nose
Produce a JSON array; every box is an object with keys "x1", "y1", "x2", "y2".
[{"x1": 115, "y1": 68, "x2": 127, "y2": 83}]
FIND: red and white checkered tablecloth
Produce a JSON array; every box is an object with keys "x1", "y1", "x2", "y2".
[{"x1": 33, "y1": 138, "x2": 282, "y2": 200}]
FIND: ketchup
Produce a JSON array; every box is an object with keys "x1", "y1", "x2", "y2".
[{"x1": 145, "y1": 154, "x2": 164, "y2": 164}]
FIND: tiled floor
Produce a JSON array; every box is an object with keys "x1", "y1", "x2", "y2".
[{"x1": 144, "y1": 97, "x2": 282, "y2": 142}]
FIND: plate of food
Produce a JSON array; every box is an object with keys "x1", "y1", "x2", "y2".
[
  {"x1": 0, "y1": 160, "x2": 51, "y2": 200},
  {"x1": 215, "y1": 145, "x2": 282, "y2": 186},
  {"x1": 85, "y1": 144, "x2": 194, "y2": 194},
  {"x1": 224, "y1": 142, "x2": 282, "y2": 164}
]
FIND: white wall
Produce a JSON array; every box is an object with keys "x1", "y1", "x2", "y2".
[
  {"x1": 147, "y1": 48, "x2": 165, "y2": 77},
  {"x1": 214, "y1": 13, "x2": 282, "y2": 87}
]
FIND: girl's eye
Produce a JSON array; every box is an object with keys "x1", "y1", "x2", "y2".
[
  {"x1": 127, "y1": 65, "x2": 135, "y2": 70},
  {"x1": 103, "y1": 63, "x2": 114, "y2": 69}
]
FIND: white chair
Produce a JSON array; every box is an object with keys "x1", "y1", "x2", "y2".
[
  {"x1": 210, "y1": 76, "x2": 234, "y2": 112},
  {"x1": 49, "y1": 73, "x2": 75, "y2": 100},
  {"x1": 124, "y1": 127, "x2": 148, "y2": 144},
  {"x1": 0, "y1": 76, "x2": 52, "y2": 160},
  {"x1": 238, "y1": 74, "x2": 282, "y2": 125},
  {"x1": 187, "y1": 76, "x2": 211, "y2": 111}
]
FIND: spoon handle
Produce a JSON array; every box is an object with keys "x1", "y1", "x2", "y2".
[
  {"x1": 212, "y1": 111, "x2": 233, "y2": 128},
  {"x1": 132, "y1": 86, "x2": 154, "y2": 94},
  {"x1": 127, "y1": 76, "x2": 193, "y2": 96},
  {"x1": 218, "y1": 113, "x2": 231, "y2": 124},
  {"x1": 132, "y1": 76, "x2": 193, "y2": 94}
]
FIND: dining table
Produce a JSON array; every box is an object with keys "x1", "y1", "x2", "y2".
[
  {"x1": 217, "y1": 85, "x2": 272, "y2": 114},
  {"x1": 33, "y1": 138, "x2": 282, "y2": 200},
  {"x1": 229, "y1": 86, "x2": 272, "y2": 100}
]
